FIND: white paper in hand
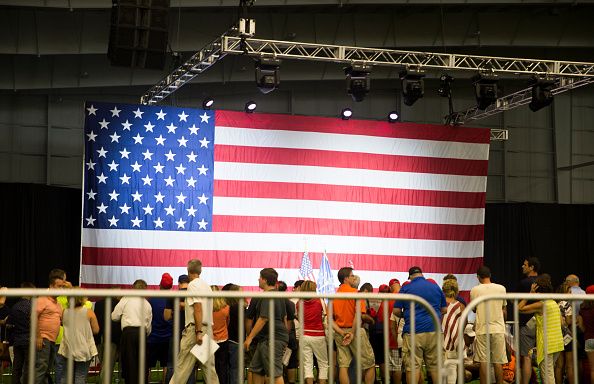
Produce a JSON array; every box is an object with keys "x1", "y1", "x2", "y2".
[{"x1": 190, "y1": 334, "x2": 220, "y2": 364}]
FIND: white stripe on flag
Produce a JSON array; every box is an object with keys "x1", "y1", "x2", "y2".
[
  {"x1": 213, "y1": 197, "x2": 485, "y2": 225},
  {"x1": 214, "y1": 162, "x2": 488, "y2": 193},
  {"x1": 80, "y1": 264, "x2": 480, "y2": 291},
  {"x1": 82, "y1": 228, "x2": 483, "y2": 258},
  {"x1": 215, "y1": 127, "x2": 490, "y2": 160}
]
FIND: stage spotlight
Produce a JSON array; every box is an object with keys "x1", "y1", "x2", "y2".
[
  {"x1": 255, "y1": 57, "x2": 281, "y2": 94},
  {"x1": 399, "y1": 69, "x2": 425, "y2": 106},
  {"x1": 244, "y1": 101, "x2": 257, "y2": 113},
  {"x1": 388, "y1": 111, "x2": 399, "y2": 123},
  {"x1": 341, "y1": 108, "x2": 353, "y2": 120},
  {"x1": 437, "y1": 74, "x2": 453, "y2": 98},
  {"x1": 472, "y1": 73, "x2": 499, "y2": 110},
  {"x1": 528, "y1": 78, "x2": 555, "y2": 112},
  {"x1": 345, "y1": 64, "x2": 371, "y2": 102},
  {"x1": 202, "y1": 97, "x2": 214, "y2": 109}
]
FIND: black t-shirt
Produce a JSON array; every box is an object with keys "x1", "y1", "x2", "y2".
[
  {"x1": 284, "y1": 299, "x2": 297, "y2": 350},
  {"x1": 247, "y1": 295, "x2": 289, "y2": 344},
  {"x1": 227, "y1": 302, "x2": 241, "y2": 343},
  {"x1": 94, "y1": 299, "x2": 122, "y2": 345},
  {"x1": 517, "y1": 275, "x2": 537, "y2": 326}
]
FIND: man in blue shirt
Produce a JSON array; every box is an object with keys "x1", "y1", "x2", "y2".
[{"x1": 393, "y1": 266, "x2": 447, "y2": 384}]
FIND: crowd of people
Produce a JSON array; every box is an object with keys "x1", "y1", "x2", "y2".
[{"x1": 0, "y1": 257, "x2": 593, "y2": 384}]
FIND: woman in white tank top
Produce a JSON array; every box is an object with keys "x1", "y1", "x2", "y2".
[{"x1": 55, "y1": 294, "x2": 100, "y2": 384}]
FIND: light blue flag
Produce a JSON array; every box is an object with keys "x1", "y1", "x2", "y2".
[{"x1": 317, "y1": 251, "x2": 336, "y2": 296}]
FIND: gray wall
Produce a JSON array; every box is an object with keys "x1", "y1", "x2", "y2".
[{"x1": 1, "y1": 78, "x2": 593, "y2": 203}]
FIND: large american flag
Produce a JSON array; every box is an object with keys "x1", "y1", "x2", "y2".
[{"x1": 80, "y1": 102, "x2": 489, "y2": 292}]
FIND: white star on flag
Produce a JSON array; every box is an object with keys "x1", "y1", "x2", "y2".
[
  {"x1": 97, "y1": 203, "x2": 108, "y2": 214},
  {"x1": 131, "y1": 191, "x2": 143, "y2": 202},
  {"x1": 119, "y1": 148, "x2": 131, "y2": 159},
  {"x1": 110, "y1": 106, "x2": 121, "y2": 117},
  {"x1": 98, "y1": 119, "x2": 110, "y2": 129},
  {"x1": 119, "y1": 174, "x2": 131, "y2": 184},
  {"x1": 178, "y1": 111, "x2": 189, "y2": 122},
  {"x1": 156, "y1": 109, "x2": 166, "y2": 120},
  {"x1": 175, "y1": 218, "x2": 187, "y2": 229},
  {"x1": 199, "y1": 137, "x2": 210, "y2": 148},
  {"x1": 96, "y1": 173, "x2": 108, "y2": 184},
  {"x1": 108, "y1": 216, "x2": 119, "y2": 227},
  {"x1": 108, "y1": 190, "x2": 120, "y2": 201},
  {"x1": 198, "y1": 193, "x2": 209, "y2": 205},
  {"x1": 86, "y1": 189, "x2": 96, "y2": 200},
  {"x1": 121, "y1": 120, "x2": 132, "y2": 131},
  {"x1": 200, "y1": 112, "x2": 210, "y2": 123},
  {"x1": 154, "y1": 192, "x2": 165, "y2": 203},
  {"x1": 109, "y1": 132, "x2": 121, "y2": 143},
  {"x1": 87, "y1": 131, "x2": 97, "y2": 141},
  {"x1": 85, "y1": 216, "x2": 96, "y2": 226},
  {"x1": 119, "y1": 203, "x2": 131, "y2": 214},
  {"x1": 141, "y1": 175, "x2": 153, "y2": 185},
  {"x1": 188, "y1": 124, "x2": 199, "y2": 135},
  {"x1": 87, "y1": 105, "x2": 97, "y2": 115},
  {"x1": 166, "y1": 123, "x2": 177, "y2": 134},
  {"x1": 197, "y1": 218, "x2": 208, "y2": 230},
  {"x1": 143, "y1": 204, "x2": 154, "y2": 215},
  {"x1": 164, "y1": 205, "x2": 176, "y2": 216},
  {"x1": 197, "y1": 165, "x2": 208, "y2": 175},
  {"x1": 144, "y1": 121, "x2": 155, "y2": 132},
  {"x1": 107, "y1": 160, "x2": 119, "y2": 171},
  {"x1": 86, "y1": 160, "x2": 96, "y2": 170},
  {"x1": 131, "y1": 216, "x2": 142, "y2": 227},
  {"x1": 133, "y1": 108, "x2": 144, "y2": 118},
  {"x1": 153, "y1": 162, "x2": 165, "y2": 173},
  {"x1": 97, "y1": 147, "x2": 107, "y2": 158},
  {"x1": 153, "y1": 217, "x2": 164, "y2": 228}
]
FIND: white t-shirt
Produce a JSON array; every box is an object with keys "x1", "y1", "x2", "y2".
[
  {"x1": 185, "y1": 276, "x2": 213, "y2": 327},
  {"x1": 470, "y1": 282, "x2": 506, "y2": 335}
]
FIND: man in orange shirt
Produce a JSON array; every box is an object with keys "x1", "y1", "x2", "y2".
[
  {"x1": 333, "y1": 267, "x2": 376, "y2": 384},
  {"x1": 35, "y1": 269, "x2": 66, "y2": 384}
]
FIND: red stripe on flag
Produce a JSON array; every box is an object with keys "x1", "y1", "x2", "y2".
[
  {"x1": 81, "y1": 283, "x2": 273, "y2": 293},
  {"x1": 213, "y1": 180, "x2": 486, "y2": 208},
  {"x1": 216, "y1": 110, "x2": 491, "y2": 144},
  {"x1": 81, "y1": 247, "x2": 483, "y2": 274},
  {"x1": 214, "y1": 145, "x2": 488, "y2": 176},
  {"x1": 212, "y1": 216, "x2": 484, "y2": 241}
]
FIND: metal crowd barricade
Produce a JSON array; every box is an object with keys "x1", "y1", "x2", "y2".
[
  {"x1": 456, "y1": 292, "x2": 593, "y2": 384},
  {"x1": 2, "y1": 287, "x2": 444, "y2": 384}
]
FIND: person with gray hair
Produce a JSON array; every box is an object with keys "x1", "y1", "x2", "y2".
[{"x1": 170, "y1": 259, "x2": 219, "y2": 384}]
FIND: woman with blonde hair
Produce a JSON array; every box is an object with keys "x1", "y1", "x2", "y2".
[
  {"x1": 212, "y1": 285, "x2": 230, "y2": 384},
  {"x1": 55, "y1": 293, "x2": 100, "y2": 384}
]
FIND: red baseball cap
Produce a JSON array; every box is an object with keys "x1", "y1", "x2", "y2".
[
  {"x1": 586, "y1": 285, "x2": 594, "y2": 294},
  {"x1": 389, "y1": 278, "x2": 400, "y2": 286}
]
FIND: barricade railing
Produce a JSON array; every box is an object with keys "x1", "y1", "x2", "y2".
[
  {"x1": 0, "y1": 288, "x2": 444, "y2": 384},
  {"x1": 456, "y1": 293, "x2": 593, "y2": 384}
]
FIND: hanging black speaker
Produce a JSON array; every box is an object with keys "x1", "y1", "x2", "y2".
[{"x1": 108, "y1": 0, "x2": 170, "y2": 70}]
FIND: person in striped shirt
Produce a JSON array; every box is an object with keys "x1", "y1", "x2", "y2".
[
  {"x1": 518, "y1": 275, "x2": 564, "y2": 384},
  {"x1": 442, "y1": 279, "x2": 464, "y2": 384}
]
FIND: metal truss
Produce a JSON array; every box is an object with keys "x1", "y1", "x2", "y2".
[
  {"x1": 449, "y1": 76, "x2": 594, "y2": 126},
  {"x1": 490, "y1": 129, "x2": 509, "y2": 141},
  {"x1": 220, "y1": 36, "x2": 594, "y2": 77},
  {"x1": 140, "y1": 34, "x2": 229, "y2": 105},
  {"x1": 141, "y1": 34, "x2": 594, "y2": 105}
]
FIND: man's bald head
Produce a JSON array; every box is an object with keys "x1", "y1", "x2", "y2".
[{"x1": 565, "y1": 274, "x2": 580, "y2": 287}]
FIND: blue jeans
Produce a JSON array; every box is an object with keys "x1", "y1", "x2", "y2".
[
  {"x1": 54, "y1": 354, "x2": 91, "y2": 384},
  {"x1": 56, "y1": 353, "x2": 91, "y2": 384},
  {"x1": 34, "y1": 339, "x2": 56, "y2": 384}
]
